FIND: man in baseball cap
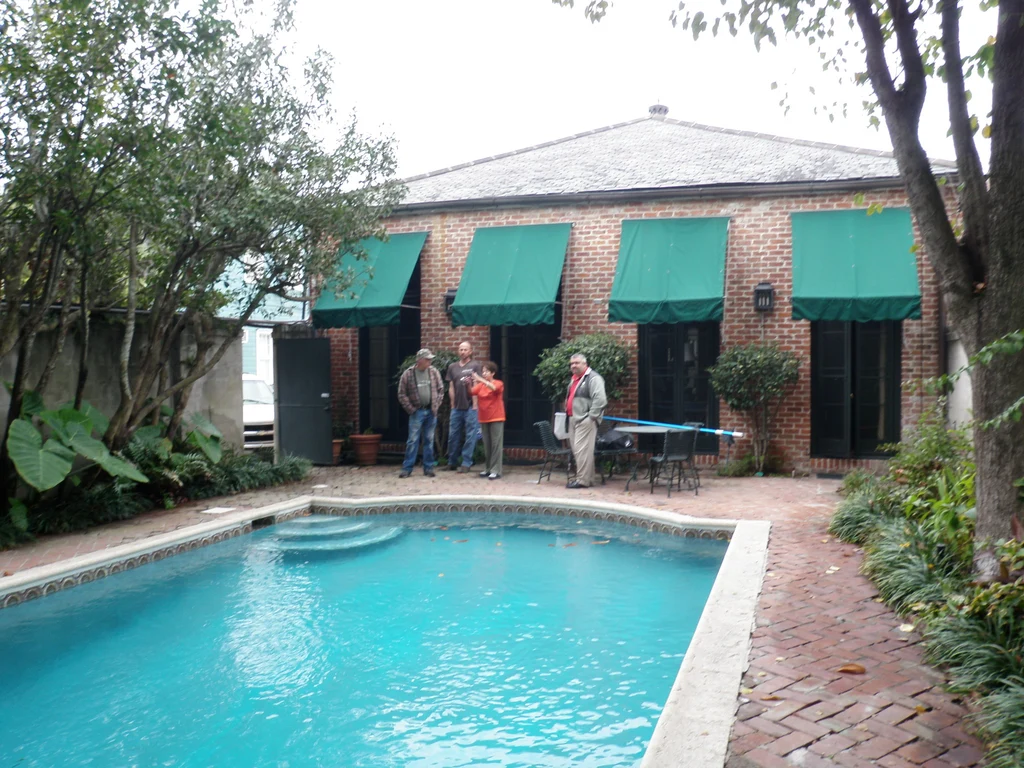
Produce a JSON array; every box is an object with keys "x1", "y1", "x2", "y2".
[{"x1": 396, "y1": 348, "x2": 443, "y2": 477}]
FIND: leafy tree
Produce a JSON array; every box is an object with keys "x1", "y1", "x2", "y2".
[
  {"x1": 708, "y1": 343, "x2": 800, "y2": 473},
  {"x1": 557, "y1": 0, "x2": 1023, "y2": 579},
  {"x1": 0, "y1": 0, "x2": 402, "y2": 496},
  {"x1": 533, "y1": 333, "x2": 632, "y2": 406}
]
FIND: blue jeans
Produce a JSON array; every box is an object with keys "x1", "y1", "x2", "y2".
[
  {"x1": 403, "y1": 408, "x2": 437, "y2": 473},
  {"x1": 448, "y1": 408, "x2": 480, "y2": 468}
]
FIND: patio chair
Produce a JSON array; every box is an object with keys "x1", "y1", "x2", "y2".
[
  {"x1": 534, "y1": 420, "x2": 574, "y2": 483},
  {"x1": 594, "y1": 422, "x2": 635, "y2": 484},
  {"x1": 683, "y1": 422, "x2": 704, "y2": 491},
  {"x1": 648, "y1": 428, "x2": 700, "y2": 497}
]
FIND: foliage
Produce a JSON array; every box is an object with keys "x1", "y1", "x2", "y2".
[
  {"x1": 829, "y1": 490, "x2": 895, "y2": 545},
  {"x1": 884, "y1": 407, "x2": 974, "y2": 492},
  {"x1": 838, "y1": 469, "x2": 877, "y2": 497},
  {"x1": 707, "y1": 344, "x2": 799, "y2": 473},
  {"x1": 28, "y1": 480, "x2": 151, "y2": 537},
  {"x1": 0, "y1": 0, "x2": 402, "y2": 495},
  {"x1": 973, "y1": 677, "x2": 1024, "y2": 768},
  {"x1": 533, "y1": 333, "x2": 632, "y2": 405},
  {"x1": 715, "y1": 455, "x2": 755, "y2": 477},
  {"x1": 177, "y1": 451, "x2": 310, "y2": 501},
  {"x1": 5, "y1": 402, "x2": 147, "y2": 492}
]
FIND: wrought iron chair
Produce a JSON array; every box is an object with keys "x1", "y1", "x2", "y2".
[
  {"x1": 683, "y1": 422, "x2": 704, "y2": 491},
  {"x1": 648, "y1": 428, "x2": 700, "y2": 497},
  {"x1": 534, "y1": 420, "x2": 574, "y2": 483},
  {"x1": 594, "y1": 421, "x2": 635, "y2": 484}
]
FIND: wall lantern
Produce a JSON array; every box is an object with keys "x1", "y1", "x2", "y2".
[
  {"x1": 443, "y1": 288, "x2": 458, "y2": 315},
  {"x1": 753, "y1": 282, "x2": 775, "y2": 312}
]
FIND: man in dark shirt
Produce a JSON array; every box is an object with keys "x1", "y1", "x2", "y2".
[{"x1": 445, "y1": 341, "x2": 483, "y2": 472}]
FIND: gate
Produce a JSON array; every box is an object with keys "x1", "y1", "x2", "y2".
[{"x1": 275, "y1": 336, "x2": 333, "y2": 465}]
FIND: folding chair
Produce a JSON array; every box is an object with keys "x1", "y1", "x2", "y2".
[
  {"x1": 648, "y1": 428, "x2": 700, "y2": 497},
  {"x1": 534, "y1": 420, "x2": 574, "y2": 483}
]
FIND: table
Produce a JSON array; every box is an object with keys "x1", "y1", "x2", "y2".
[{"x1": 615, "y1": 425, "x2": 672, "y2": 491}]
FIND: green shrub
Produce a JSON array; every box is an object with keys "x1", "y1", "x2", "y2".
[
  {"x1": 716, "y1": 455, "x2": 755, "y2": 477},
  {"x1": 974, "y1": 677, "x2": 1024, "y2": 768},
  {"x1": 707, "y1": 343, "x2": 800, "y2": 473},
  {"x1": 180, "y1": 451, "x2": 310, "y2": 500},
  {"x1": 533, "y1": 333, "x2": 632, "y2": 404},
  {"x1": 861, "y1": 519, "x2": 967, "y2": 614},
  {"x1": 839, "y1": 468, "x2": 877, "y2": 497},
  {"x1": 829, "y1": 490, "x2": 893, "y2": 545},
  {"x1": 884, "y1": 405, "x2": 973, "y2": 491},
  {"x1": 28, "y1": 481, "x2": 150, "y2": 536}
]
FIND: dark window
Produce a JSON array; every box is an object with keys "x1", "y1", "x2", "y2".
[
  {"x1": 358, "y1": 263, "x2": 421, "y2": 442},
  {"x1": 638, "y1": 322, "x2": 720, "y2": 454},
  {"x1": 490, "y1": 298, "x2": 562, "y2": 448},
  {"x1": 811, "y1": 321, "x2": 901, "y2": 458}
]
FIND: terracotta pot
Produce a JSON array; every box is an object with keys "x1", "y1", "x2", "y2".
[
  {"x1": 349, "y1": 433, "x2": 382, "y2": 466},
  {"x1": 332, "y1": 439, "x2": 345, "y2": 465}
]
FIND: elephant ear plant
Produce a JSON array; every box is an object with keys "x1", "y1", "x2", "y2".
[{"x1": 708, "y1": 343, "x2": 800, "y2": 474}]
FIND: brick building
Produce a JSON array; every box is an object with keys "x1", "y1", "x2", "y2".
[{"x1": 315, "y1": 107, "x2": 956, "y2": 473}]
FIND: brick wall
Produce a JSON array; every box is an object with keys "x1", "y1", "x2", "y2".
[{"x1": 326, "y1": 187, "x2": 948, "y2": 473}]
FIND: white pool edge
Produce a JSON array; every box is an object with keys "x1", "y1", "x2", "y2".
[
  {"x1": 0, "y1": 494, "x2": 769, "y2": 768},
  {"x1": 642, "y1": 519, "x2": 770, "y2": 767}
]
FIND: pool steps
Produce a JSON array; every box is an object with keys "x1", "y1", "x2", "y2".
[{"x1": 262, "y1": 516, "x2": 404, "y2": 553}]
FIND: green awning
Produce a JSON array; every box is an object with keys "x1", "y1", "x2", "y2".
[
  {"x1": 312, "y1": 232, "x2": 428, "y2": 328},
  {"x1": 791, "y1": 208, "x2": 921, "y2": 322},
  {"x1": 608, "y1": 217, "x2": 729, "y2": 324},
  {"x1": 451, "y1": 223, "x2": 571, "y2": 326}
]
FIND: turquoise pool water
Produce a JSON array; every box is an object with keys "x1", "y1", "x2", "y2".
[{"x1": 0, "y1": 513, "x2": 727, "y2": 767}]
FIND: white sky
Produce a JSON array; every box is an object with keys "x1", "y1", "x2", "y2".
[{"x1": 290, "y1": 0, "x2": 995, "y2": 178}]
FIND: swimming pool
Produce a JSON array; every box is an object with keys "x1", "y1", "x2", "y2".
[{"x1": 0, "y1": 496, "x2": 769, "y2": 767}]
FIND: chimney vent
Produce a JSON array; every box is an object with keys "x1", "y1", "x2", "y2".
[{"x1": 649, "y1": 104, "x2": 669, "y2": 117}]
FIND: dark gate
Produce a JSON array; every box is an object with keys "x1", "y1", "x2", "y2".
[
  {"x1": 638, "y1": 322, "x2": 720, "y2": 454},
  {"x1": 490, "y1": 308, "x2": 561, "y2": 447},
  {"x1": 275, "y1": 336, "x2": 333, "y2": 465}
]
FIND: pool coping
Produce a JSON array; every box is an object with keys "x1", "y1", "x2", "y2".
[{"x1": 0, "y1": 494, "x2": 770, "y2": 768}]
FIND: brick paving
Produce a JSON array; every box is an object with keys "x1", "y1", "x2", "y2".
[{"x1": 0, "y1": 465, "x2": 985, "y2": 766}]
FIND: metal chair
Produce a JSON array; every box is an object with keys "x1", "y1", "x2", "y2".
[
  {"x1": 683, "y1": 422, "x2": 704, "y2": 491},
  {"x1": 648, "y1": 428, "x2": 700, "y2": 497},
  {"x1": 594, "y1": 422, "x2": 635, "y2": 484},
  {"x1": 534, "y1": 420, "x2": 574, "y2": 483}
]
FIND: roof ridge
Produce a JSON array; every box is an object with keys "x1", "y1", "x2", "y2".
[{"x1": 400, "y1": 117, "x2": 650, "y2": 183}]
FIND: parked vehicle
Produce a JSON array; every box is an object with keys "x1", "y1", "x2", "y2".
[{"x1": 243, "y1": 374, "x2": 275, "y2": 449}]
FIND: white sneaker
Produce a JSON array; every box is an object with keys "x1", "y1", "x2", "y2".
[
  {"x1": 479, "y1": 471, "x2": 489, "y2": 478},
  {"x1": 488, "y1": 473, "x2": 500, "y2": 480}
]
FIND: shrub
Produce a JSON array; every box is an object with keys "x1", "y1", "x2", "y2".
[
  {"x1": 716, "y1": 455, "x2": 755, "y2": 477},
  {"x1": 974, "y1": 677, "x2": 1024, "y2": 768},
  {"x1": 180, "y1": 451, "x2": 310, "y2": 500},
  {"x1": 829, "y1": 490, "x2": 893, "y2": 545},
  {"x1": 533, "y1": 333, "x2": 632, "y2": 405},
  {"x1": 839, "y1": 468, "x2": 877, "y2": 497},
  {"x1": 707, "y1": 343, "x2": 800, "y2": 474}
]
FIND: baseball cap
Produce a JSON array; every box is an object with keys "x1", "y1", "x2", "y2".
[{"x1": 416, "y1": 348, "x2": 435, "y2": 361}]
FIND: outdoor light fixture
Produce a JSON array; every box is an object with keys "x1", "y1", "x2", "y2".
[
  {"x1": 443, "y1": 288, "x2": 458, "y2": 315},
  {"x1": 754, "y1": 282, "x2": 775, "y2": 312}
]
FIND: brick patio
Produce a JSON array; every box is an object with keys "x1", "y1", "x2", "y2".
[{"x1": 0, "y1": 465, "x2": 985, "y2": 767}]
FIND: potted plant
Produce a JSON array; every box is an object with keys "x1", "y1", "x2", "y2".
[
  {"x1": 331, "y1": 416, "x2": 352, "y2": 465},
  {"x1": 349, "y1": 427, "x2": 382, "y2": 466}
]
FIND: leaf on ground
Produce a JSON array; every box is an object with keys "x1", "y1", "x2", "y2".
[
  {"x1": 914, "y1": 704, "x2": 929, "y2": 714},
  {"x1": 899, "y1": 624, "x2": 916, "y2": 633},
  {"x1": 836, "y1": 663, "x2": 866, "y2": 674},
  {"x1": 740, "y1": 687, "x2": 754, "y2": 695},
  {"x1": 761, "y1": 694, "x2": 782, "y2": 701}
]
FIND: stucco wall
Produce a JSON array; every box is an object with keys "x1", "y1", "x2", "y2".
[
  {"x1": 326, "y1": 187, "x2": 948, "y2": 473},
  {"x1": 0, "y1": 314, "x2": 243, "y2": 447}
]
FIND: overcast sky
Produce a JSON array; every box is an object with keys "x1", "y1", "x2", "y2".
[{"x1": 289, "y1": 0, "x2": 995, "y2": 178}]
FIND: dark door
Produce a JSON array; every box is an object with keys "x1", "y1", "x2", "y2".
[
  {"x1": 811, "y1": 321, "x2": 901, "y2": 458},
  {"x1": 490, "y1": 303, "x2": 562, "y2": 447},
  {"x1": 359, "y1": 264, "x2": 421, "y2": 442},
  {"x1": 638, "y1": 323, "x2": 720, "y2": 454},
  {"x1": 275, "y1": 337, "x2": 332, "y2": 464}
]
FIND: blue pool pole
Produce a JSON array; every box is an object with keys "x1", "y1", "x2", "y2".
[{"x1": 603, "y1": 416, "x2": 745, "y2": 439}]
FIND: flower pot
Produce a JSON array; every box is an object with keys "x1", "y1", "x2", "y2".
[
  {"x1": 349, "y1": 433, "x2": 382, "y2": 466},
  {"x1": 332, "y1": 439, "x2": 345, "y2": 465}
]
